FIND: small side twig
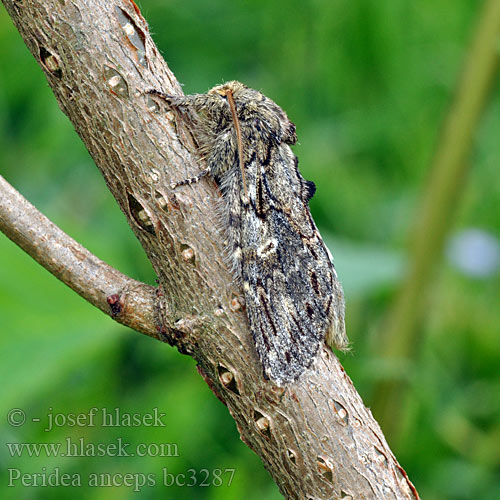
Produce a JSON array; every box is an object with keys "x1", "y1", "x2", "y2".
[{"x1": 0, "y1": 175, "x2": 160, "y2": 338}]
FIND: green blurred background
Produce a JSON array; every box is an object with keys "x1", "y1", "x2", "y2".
[{"x1": 1, "y1": 0, "x2": 499, "y2": 498}]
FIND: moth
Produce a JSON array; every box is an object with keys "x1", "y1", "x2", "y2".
[{"x1": 148, "y1": 81, "x2": 347, "y2": 386}]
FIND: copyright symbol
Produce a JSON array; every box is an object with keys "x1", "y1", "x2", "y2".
[{"x1": 7, "y1": 408, "x2": 26, "y2": 427}]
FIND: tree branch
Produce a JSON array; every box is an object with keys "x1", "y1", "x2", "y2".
[
  {"x1": 1, "y1": 0, "x2": 419, "y2": 498},
  {"x1": 0, "y1": 174, "x2": 160, "y2": 338}
]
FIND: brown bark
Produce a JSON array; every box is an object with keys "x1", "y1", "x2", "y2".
[{"x1": 1, "y1": 0, "x2": 419, "y2": 498}]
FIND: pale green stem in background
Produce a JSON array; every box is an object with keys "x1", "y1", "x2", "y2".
[{"x1": 372, "y1": 0, "x2": 500, "y2": 442}]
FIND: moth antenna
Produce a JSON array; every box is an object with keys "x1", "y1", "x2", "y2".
[{"x1": 226, "y1": 89, "x2": 249, "y2": 199}]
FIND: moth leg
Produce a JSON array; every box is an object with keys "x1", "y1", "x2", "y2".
[
  {"x1": 145, "y1": 88, "x2": 192, "y2": 109},
  {"x1": 170, "y1": 167, "x2": 211, "y2": 189},
  {"x1": 146, "y1": 88, "x2": 219, "y2": 113},
  {"x1": 145, "y1": 88, "x2": 172, "y2": 101},
  {"x1": 145, "y1": 89, "x2": 212, "y2": 188}
]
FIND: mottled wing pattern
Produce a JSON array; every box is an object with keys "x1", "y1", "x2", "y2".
[{"x1": 234, "y1": 139, "x2": 342, "y2": 385}]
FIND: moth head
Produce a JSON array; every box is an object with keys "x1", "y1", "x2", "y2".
[
  {"x1": 209, "y1": 80, "x2": 248, "y2": 99},
  {"x1": 189, "y1": 83, "x2": 245, "y2": 131},
  {"x1": 209, "y1": 81, "x2": 297, "y2": 145}
]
